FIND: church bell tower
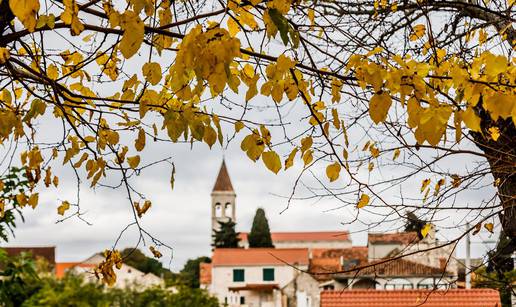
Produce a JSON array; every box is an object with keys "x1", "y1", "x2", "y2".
[{"x1": 211, "y1": 160, "x2": 236, "y2": 244}]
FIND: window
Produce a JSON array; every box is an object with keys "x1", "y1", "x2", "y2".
[
  {"x1": 384, "y1": 278, "x2": 413, "y2": 290},
  {"x1": 240, "y1": 296, "x2": 245, "y2": 305},
  {"x1": 233, "y1": 269, "x2": 245, "y2": 282},
  {"x1": 263, "y1": 268, "x2": 275, "y2": 281}
]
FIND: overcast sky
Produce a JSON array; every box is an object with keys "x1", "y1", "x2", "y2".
[
  {"x1": 3, "y1": 134, "x2": 498, "y2": 272},
  {"x1": 1, "y1": 12, "x2": 500, "y2": 272}
]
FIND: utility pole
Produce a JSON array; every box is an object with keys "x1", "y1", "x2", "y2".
[{"x1": 465, "y1": 222, "x2": 471, "y2": 289}]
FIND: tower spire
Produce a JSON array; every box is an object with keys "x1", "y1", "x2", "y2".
[
  {"x1": 212, "y1": 159, "x2": 234, "y2": 192},
  {"x1": 211, "y1": 160, "x2": 237, "y2": 246}
]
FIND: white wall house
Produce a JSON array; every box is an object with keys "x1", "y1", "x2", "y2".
[
  {"x1": 201, "y1": 248, "x2": 318, "y2": 307},
  {"x1": 65, "y1": 253, "x2": 165, "y2": 289}
]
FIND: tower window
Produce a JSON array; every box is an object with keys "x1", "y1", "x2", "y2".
[
  {"x1": 233, "y1": 269, "x2": 245, "y2": 282},
  {"x1": 215, "y1": 203, "x2": 222, "y2": 217}
]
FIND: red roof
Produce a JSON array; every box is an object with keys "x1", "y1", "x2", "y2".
[
  {"x1": 351, "y1": 258, "x2": 451, "y2": 278},
  {"x1": 212, "y1": 248, "x2": 309, "y2": 266},
  {"x1": 368, "y1": 232, "x2": 419, "y2": 245},
  {"x1": 320, "y1": 289, "x2": 501, "y2": 307},
  {"x1": 312, "y1": 246, "x2": 368, "y2": 260},
  {"x1": 55, "y1": 262, "x2": 96, "y2": 278},
  {"x1": 309, "y1": 247, "x2": 451, "y2": 280},
  {"x1": 310, "y1": 247, "x2": 368, "y2": 281},
  {"x1": 199, "y1": 262, "x2": 212, "y2": 285},
  {"x1": 3, "y1": 247, "x2": 56, "y2": 266},
  {"x1": 239, "y1": 231, "x2": 349, "y2": 242},
  {"x1": 212, "y1": 160, "x2": 234, "y2": 192}
]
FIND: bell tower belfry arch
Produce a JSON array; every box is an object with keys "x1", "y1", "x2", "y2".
[{"x1": 211, "y1": 160, "x2": 236, "y2": 243}]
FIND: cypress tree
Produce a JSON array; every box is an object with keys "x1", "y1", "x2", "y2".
[
  {"x1": 248, "y1": 208, "x2": 274, "y2": 248},
  {"x1": 212, "y1": 220, "x2": 240, "y2": 248}
]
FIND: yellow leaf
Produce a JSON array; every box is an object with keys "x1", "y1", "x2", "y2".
[
  {"x1": 227, "y1": 18, "x2": 240, "y2": 37},
  {"x1": 369, "y1": 92, "x2": 392, "y2": 124},
  {"x1": 203, "y1": 126, "x2": 217, "y2": 148},
  {"x1": 369, "y1": 144, "x2": 380, "y2": 158},
  {"x1": 484, "y1": 223, "x2": 494, "y2": 233},
  {"x1": 489, "y1": 127, "x2": 500, "y2": 141},
  {"x1": 149, "y1": 246, "x2": 162, "y2": 258},
  {"x1": 47, "y1": 64, "x2": 59, "y2": 80},
  {"x1": 119, "y1": 11, "x2": 145, "y2": 59},
  {"x1": 235, "y1": 121, "x2": 245, "y2": 132},
  {"x1": 368, "y1": 162, "x2": 374, "y2": 172},
  {"x1": 300, "y1": 136, "x2": 313, "y2": 153},
  {"x1": 82, "y1": 33, "x2": 94, "y2": 42},
  {"x1": 284, "y1": 147, "x2": 298, "y2": 170},
  {"x1": 307, "y1": 8, "x2": 315, "y2": 27},
  {"x1": 421, "y1": 223, "x2": 432, "y2": 238},
  {"x1": 44, "y1": 168, "x2": 52, "y2": 187},
  {"x1": 0, "y1": 199, "x2": 4, "y2": 218},
  {"x1": 57, "y1": 201, "x2": 70, "y2": 215},
  {"x1": 127, "y1": 155, "x2": 140, "y2": 169},
  {"x1": 410, "y1": 24, "x2": 426, "y2": 41},
  {"x1": 357, "y1": 193, "x2": 370, "y2": 208},
  {"x1": 134, "y1": 200, "x2": 151, "y2": 218},
  {"x1": 9, "y1": 0, "x2": 40, "y2": 32},
  {"x1": 302, "y1": 149, "x2": 313, "y2": 166},
  {"x1": 262, "y1": 151, "x2": 281, "y2": 174},
  {"x1": 462, "y1": 107, "x2": 481, "y2": 132},
  {"x1": 326, "y1": 162, "x2": 341, "y2": 182},
  {"x1": 28, "y1": 193, "x2": 39, "y2": 209},
  {"x1": 434, "y1": 178, "x2": 445, "y2": 196},
  {"x1": 135, "y1": 128, "x2": 146, "y2": 151},
  {"x1": 0, "y1": 48, "x2": 10, "y2": 64},
  {"x1": 421, "y1": 179, "x2": 431, "y2": 193},
  {"x1": 53, "y1": 175, "x2": 59, "y2": 187},
  {"x1": 16, "y1": 193, "x2": 27, "y2": 207},
  {"x1": 393, "y1": 148, "x2": 400, "y2": 160},
  {"x1": 142, "y1": 62, "x2": 162, "y2": 85},
  {"x1": 472, "y1": 223, "x2": 482, "y2": 235}
]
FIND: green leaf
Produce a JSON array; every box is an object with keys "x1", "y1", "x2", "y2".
[{"x1": 268, "y1": 9, "x2": 290, "y2": 46}]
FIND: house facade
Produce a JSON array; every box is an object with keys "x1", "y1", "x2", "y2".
[
  {"x1": 56, "y1": 253, "x2": 164, "y2": 289},
  {"x1": 203, "y1": 161, "x2": 462, "y2": 306},
  {"x1": 202, "y1": 248, "x2": 317, "y2": 307}
]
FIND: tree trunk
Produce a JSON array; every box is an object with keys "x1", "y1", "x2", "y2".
[{"x1": 472, "y1": 103, "x2": 516, "y2": 248}]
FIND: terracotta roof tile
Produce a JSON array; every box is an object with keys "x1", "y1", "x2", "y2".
[
  {"x1": 309, "y1": 247, "x2": 452, "y2": 280},
  {"x1": 199, "y1": 262, "x2": 212, "y2": 285},
  {"x1": 353, "y1": 258, "x2": 452, "y2": 278},
  {"x1": 320, "y1": 289, "x2": 501, "y2": 307},
  {"x1": 212, "y1": 248, "x2": 309, "y2": 266},
  {"x1": 55, "y1": 262, "x2": 96, "y2": 278},
  {"x1": 368, "y1": 232, "x2": 419, "y2": 245},
  {"x1": 239, "y1": 231, "x2": 349, "y2": 242},
  {"x1": 310, "y1": 247, "x2": 368, "y2": 281},
  {"x1": 312, "y1": 246, "x2": 368, "y2": 261},
  {"x1": 212, "y1": 160, "x2": 234, "y2": 192}
]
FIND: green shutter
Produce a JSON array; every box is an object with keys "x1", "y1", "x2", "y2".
[
  {"x1": 263, "y1": 268, "x2": 274, "y2": 281},
  {"x1": 233, "y1": 269, "x2": 245, "y2": 282}
]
